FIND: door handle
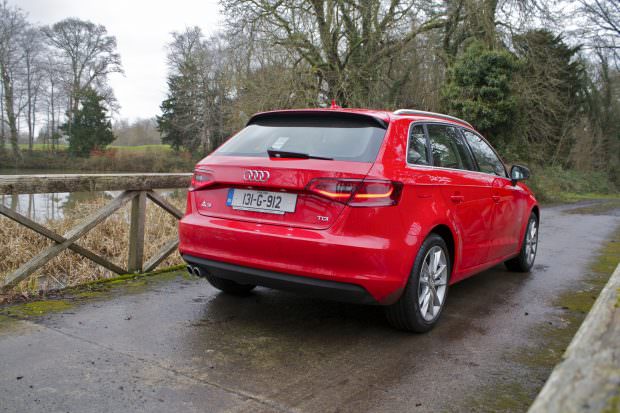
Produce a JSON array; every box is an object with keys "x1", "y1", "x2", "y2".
[
  {"x1": 492, "y1": 195, "x2": 501, "y2": 203},
  {"x1": 450, "y1": 195, "x2": 464, "y2": 204}
]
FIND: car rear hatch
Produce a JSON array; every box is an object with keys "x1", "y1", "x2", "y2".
[{"x1": 191, "y1": 111, "x2": 389, "y2": 230}]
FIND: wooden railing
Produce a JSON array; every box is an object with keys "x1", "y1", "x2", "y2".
[{"x1": 0, "y1": 173, "x2": 191, "y2": 290}]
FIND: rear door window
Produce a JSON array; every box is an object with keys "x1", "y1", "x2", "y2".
[
  {"x1": 215, "y1": 116, "x2": 387, "y2": 163},
  {"x1": 427, "y1": 124, "x2": 475, "y2": 171},
  {"x1": 462, "y1": 130, "x2": 507, "y2": 177},
  {"x1": 407, "y1": 124, "x2": 430, "y2": 165}
]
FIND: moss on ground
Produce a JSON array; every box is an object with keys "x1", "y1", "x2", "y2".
[
  {"x1": 77, "y1": 264, "x2": 187, "y2": 288},
  {"x1": 462, "y1": 381, "x2": 536, "y2": 413},
  {"x1": 463, "y1": 224, "x2": 620, "y2": 412},
  {"x1": 0, "y1": 265, "x2": 192, "y2": 319},
  {"x1": 2, "y1": 300, "x2": 74, "y2": 318},
  {"x1": 59, "y1": 266, "x2": 191, "y2": 299},
  {"x1": 0, "y1": 314, "x2": 17, "y2": 330}
]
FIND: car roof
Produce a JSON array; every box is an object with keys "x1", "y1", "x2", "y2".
[{"x1": 248, "y1": 108, "x2": 474, "y2": 130}]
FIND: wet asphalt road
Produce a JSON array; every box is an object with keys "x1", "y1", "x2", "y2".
[{"x1": 1, "y1": 202, "x2": 619, "y2": 413}]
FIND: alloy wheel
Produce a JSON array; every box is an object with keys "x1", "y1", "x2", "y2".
[
  {"x1": 417, "y1": 246, "x2": 448, "y2": 322},
  {"x1": 525, "y1": 219, "x2": 538, "y2": 266}
]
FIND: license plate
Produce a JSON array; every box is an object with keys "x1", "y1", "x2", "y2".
[{"x1": 226, "y1": 189, "x2": 297, "y2": 215}]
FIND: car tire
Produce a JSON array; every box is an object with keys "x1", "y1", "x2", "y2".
[
  {"x1": 505, "y1": 213, "x2": 539, "y2": 273},
  {"x1": 386, "y1": 233, "x2": 451, "y2": 333},
  {"x1": 205, "y1": 272, "x2": 256, "y2": 295}
]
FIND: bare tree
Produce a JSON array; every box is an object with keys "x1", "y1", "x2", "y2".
[
  {"x1": 579, "y1": 0, "x2": 620, "y2": 62},
  {"x1": 158, "y1": 28, "x2": 235, "y2": 153},
  {"x1": 42, "y1": 18, "x2": 122, "y2": 124},
  {"x1": 20, "y1": 26, "x2": 44, "y2": 151},
  {"x1": 221, "y1": 0, "x2": 446, "y2": 106},
  {"x1": 0, "y1": 0, "x2": 27, "y2": 158},
  {"x1": 40, "y1": 54, "x2": 67, "y2": 150}
]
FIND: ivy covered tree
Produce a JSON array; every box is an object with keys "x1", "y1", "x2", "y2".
[
  {"x1": 442, "y1": 42, "x2": 520, "y2": 146},
  {"x1": 63, "y1": 88, "x2": 114, "y2": 157}
]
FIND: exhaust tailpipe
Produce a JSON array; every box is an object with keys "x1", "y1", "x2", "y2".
[
  {"x1": 193, "y1": 266, "x2": 202, "y2": 277},
  {"x1": 187, "y1": 265, "x2": 194, "y2": 276}
]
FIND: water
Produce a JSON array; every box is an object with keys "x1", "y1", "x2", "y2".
[{"x1": 0, "y1": 192, "x2": 114, "y2": 222}]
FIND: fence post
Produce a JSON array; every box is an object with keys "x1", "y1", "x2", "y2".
[{"x1": 128, "y1": 191, "x2": 147, "y2": 273}]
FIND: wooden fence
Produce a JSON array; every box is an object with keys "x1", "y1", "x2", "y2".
[{"x1": 0, "y1": 173, "x2": 191, "y2": 290}]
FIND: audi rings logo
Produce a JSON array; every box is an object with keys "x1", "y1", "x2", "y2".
[{"x1": 243, "y1": 170, "x2": 270, "y2": 182}]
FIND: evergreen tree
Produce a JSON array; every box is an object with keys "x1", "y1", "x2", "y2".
[
  {"x1": 63, "y1": 88, "x2": 115, "y2": 157},
  {"x1": 157, "y1": 28, "x2": 232, "y2": 154},
  {"x1": 157, "y1": 73, "x2": 202, "y2": 152}
]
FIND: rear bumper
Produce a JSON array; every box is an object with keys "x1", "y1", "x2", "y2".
[
  {"x1": 183, "y1": 254, "x2": 378, "y2": 305},
  {"x1": 178, "y1": 210, "x2": 418, "y2": 304}
]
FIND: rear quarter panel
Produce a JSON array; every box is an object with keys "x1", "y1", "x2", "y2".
[{"x1": 367, "y1": 118, "x2": 465, "y2": 287}]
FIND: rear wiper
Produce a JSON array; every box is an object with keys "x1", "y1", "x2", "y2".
[{"x1": 267, "y1": 149, "x2": 333, "y2": 160}]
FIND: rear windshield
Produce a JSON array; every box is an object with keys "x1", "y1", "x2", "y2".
[{"x1": 215, "y1": 116, "x2": 387, "y2": 162}]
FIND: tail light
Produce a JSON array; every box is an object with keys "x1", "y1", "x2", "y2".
[
  {"x1": 306, "y1": 178, "x2": 402, "y2": 207},
  {"x1": 190, "y1": 168, "x2": 215, "y2": 191}
]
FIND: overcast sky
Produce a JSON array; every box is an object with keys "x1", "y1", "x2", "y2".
[{"x1": 18, "y1": 0, "x2": 224, "y2": 122}]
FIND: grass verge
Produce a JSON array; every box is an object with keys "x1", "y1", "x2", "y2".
[{"x1": 528, "y1": 166, "x2": 618, "y2": 204}]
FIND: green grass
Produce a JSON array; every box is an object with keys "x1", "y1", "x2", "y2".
[
  {"x1": 109, "y1": 144, "x2": 173, "y2": 152},
  {"x1": 11, "y1": 143, "x2": 173, "y2": 153},
  {"x1": 13, "y1": 143, "x2": 68, "y2": 151},
  {"x1": 559, "y1": 193, "x2": 620, "y2": 201}
]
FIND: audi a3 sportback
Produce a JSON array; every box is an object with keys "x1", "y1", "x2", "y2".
[{"x1": 180, "y1": 108, "x2": 539, "y2": 332}]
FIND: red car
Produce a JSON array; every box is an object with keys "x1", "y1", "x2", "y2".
[{"x1": 180, "y1": 108, "x2": 539, "y2": 332}]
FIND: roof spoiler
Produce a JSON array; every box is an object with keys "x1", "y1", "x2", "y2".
[
  {"x1": 393, "y1": 109, "x2": 473, "y2": 128},
  {"x1": 247, "y1": 110, "x2": 389, "y2": 129}
]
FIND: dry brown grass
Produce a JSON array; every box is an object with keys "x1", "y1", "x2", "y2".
[{"x1": 0, "y1": 192, "x2": 186, "y2": 302}]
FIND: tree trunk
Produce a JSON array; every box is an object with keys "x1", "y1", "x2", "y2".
[
  {"x1": 50, "y1": 81, "x2": 56, "y2": 151},
  {"x1": 26, "y1": 59, "x2": 33, "y2": 152},
  {"x1": 1, "y1": 67, "x2": 21, "y2": 160},
  {"x1": 0, "y1": 82, "x2": 5, "y2": 155}
]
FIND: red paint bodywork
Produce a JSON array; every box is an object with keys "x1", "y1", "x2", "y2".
[{"x1": 179, "y1": 108, "x2": 539, "y2": 304}]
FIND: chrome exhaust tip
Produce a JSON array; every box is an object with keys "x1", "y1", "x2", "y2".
[
  {"x1": 187, "y1": 265, "x2": 194, "y2": 276},
  {"x1": 193, "y1": 266, "x2": 202, "y2": 277}
]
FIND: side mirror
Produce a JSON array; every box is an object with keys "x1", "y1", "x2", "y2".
[{"x1": 510, "y1": 164, "x2": 530, "y2": 186}]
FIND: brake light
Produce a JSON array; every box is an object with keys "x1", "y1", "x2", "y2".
[
  {"x1": 190, "y1": 168, "x2": 215, "y2": 190},
  {"x1": 306, "y1": 178, "x2": 402, "y2": 207}
]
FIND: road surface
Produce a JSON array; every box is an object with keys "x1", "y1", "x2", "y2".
[{"x1": 1, "y1": 201, "x2": 619, "y2": 412}]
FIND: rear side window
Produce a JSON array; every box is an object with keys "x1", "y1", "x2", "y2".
[
  {"x1": 462, "y1": 130, "x2": 507, "y2": 177},
  {"x1": 427, "y1": 124, "x2": 475, "y2": 171},
  {"x1": 407, "y1": 124, "x2": 430, "y2": 165},
  {"x1": 215, "y1": 116, "x2": 387, "y2": 162}
]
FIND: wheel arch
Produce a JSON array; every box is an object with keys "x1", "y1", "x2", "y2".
[
  {"x1": 531, "y1": 205, "x2": 540, "y2": 223},
  {"x1": 427, "y1": 224, "x2": 456, "y2": 273}
]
